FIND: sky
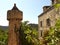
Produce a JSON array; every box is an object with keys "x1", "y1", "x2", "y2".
[{"x1": 0, "y1": 0, "x2": 51, "y2": 26}]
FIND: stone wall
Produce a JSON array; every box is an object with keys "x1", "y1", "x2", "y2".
[{"x1": 38, "y1": 8, "x2": 60, "y2": 39}]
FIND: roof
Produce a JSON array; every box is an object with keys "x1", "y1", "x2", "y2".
[
  {"x1": 38, "y1": 6, "x2": 54, "y2": 17},
  {"x1": 11, "y1": 3, "x2": 23, "y2": 13},
  {"x1": 43, "y1": 6, "x2": 51, "y2": 9},
  {"x1": 12, "y1": 4, "x2": 19, "y2": 10}
]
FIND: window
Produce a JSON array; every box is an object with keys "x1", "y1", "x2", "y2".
[
  {"x1": 46, "y1": 18, "x2": 50, "y2": 26},
  {"x1": 40, "y1": 30, "x2": 43, "y2": 37},
  {"x1": 40, "y1": 21, "x2": 42, "y2": 27}
]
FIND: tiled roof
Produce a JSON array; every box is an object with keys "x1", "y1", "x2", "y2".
[
  {"x1": 12, "y1": 4, "x2": 19, "y2": 10},
  {"x1": 38, "y1": 6, "x2": 54, "y2": 17}
]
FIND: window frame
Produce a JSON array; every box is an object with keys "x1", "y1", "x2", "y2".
[
  {"x1": 46, "y1": 18, "x2": 51, "y2": 26},
  {"x1": 40, "y1": 21, "x2": 42, "y2": 27}
]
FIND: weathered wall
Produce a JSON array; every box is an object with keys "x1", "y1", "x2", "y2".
[
  {"x1": 38, "y1": 8, "x2": 60, "y2": 39},
  {"x1": 7, "y1": 4, "x2": 23, "y2": 45}
]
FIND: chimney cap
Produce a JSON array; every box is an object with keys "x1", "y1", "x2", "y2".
[
  {"x1": 12, "y1": 3, "x2": 19, "y2": 10},
  {"x1": 14, "y1": 3, "x2": 16, "y2": 7}
]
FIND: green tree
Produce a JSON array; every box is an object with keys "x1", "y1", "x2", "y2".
[
  {"x1": 54, "y1": 0, "x2": 60, "y2": 10},
  {"x1": 0, "y1": 28, "x2": 8, "y2": 45},
  {"x1": 44, "y1": 19, "x2": 60, "y2": 45},
  {"x1": 20, "y1": 21, "x2": 40, "y2": 45}
]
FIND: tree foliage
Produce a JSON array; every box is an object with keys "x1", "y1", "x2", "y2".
[
  {"x1": 44, "y1": 19, "x2": 60, "y2": 45},
  {"x1": 0, "y1": 28, "x2": 8, "y2": 45},
  {"x1": 0, "y1": 21, "x2": 39, "y2": 45},
  {"x1": 20, "y1": 21, "x2": 40, "y2": 45}
]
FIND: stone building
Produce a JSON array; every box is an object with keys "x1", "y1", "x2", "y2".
[
  {"x1": 38, "y1": 0, "x2": 60, "y2": 43},
  {"x1": 7, "y1": 4, "x2": 23, "y2": 45}
]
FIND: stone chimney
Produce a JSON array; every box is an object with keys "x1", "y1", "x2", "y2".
[
  {"x1": 51, "y1": 0, "x2": 60, "y2": 4},
  {"x1": 43, "y1": 6, "x2": 50, "y2": 12}
]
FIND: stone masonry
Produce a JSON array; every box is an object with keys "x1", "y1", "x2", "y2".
[
  {"x1": 7, "y1": 4, "x2": 23, "y2": 45},
  {"x1": 38, "y1": 0, "x2": 60, "y2": 44}
]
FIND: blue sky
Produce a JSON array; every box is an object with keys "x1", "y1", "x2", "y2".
[{"x1": 0, "y1": 0, "x2": 51, "y2": 26}]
